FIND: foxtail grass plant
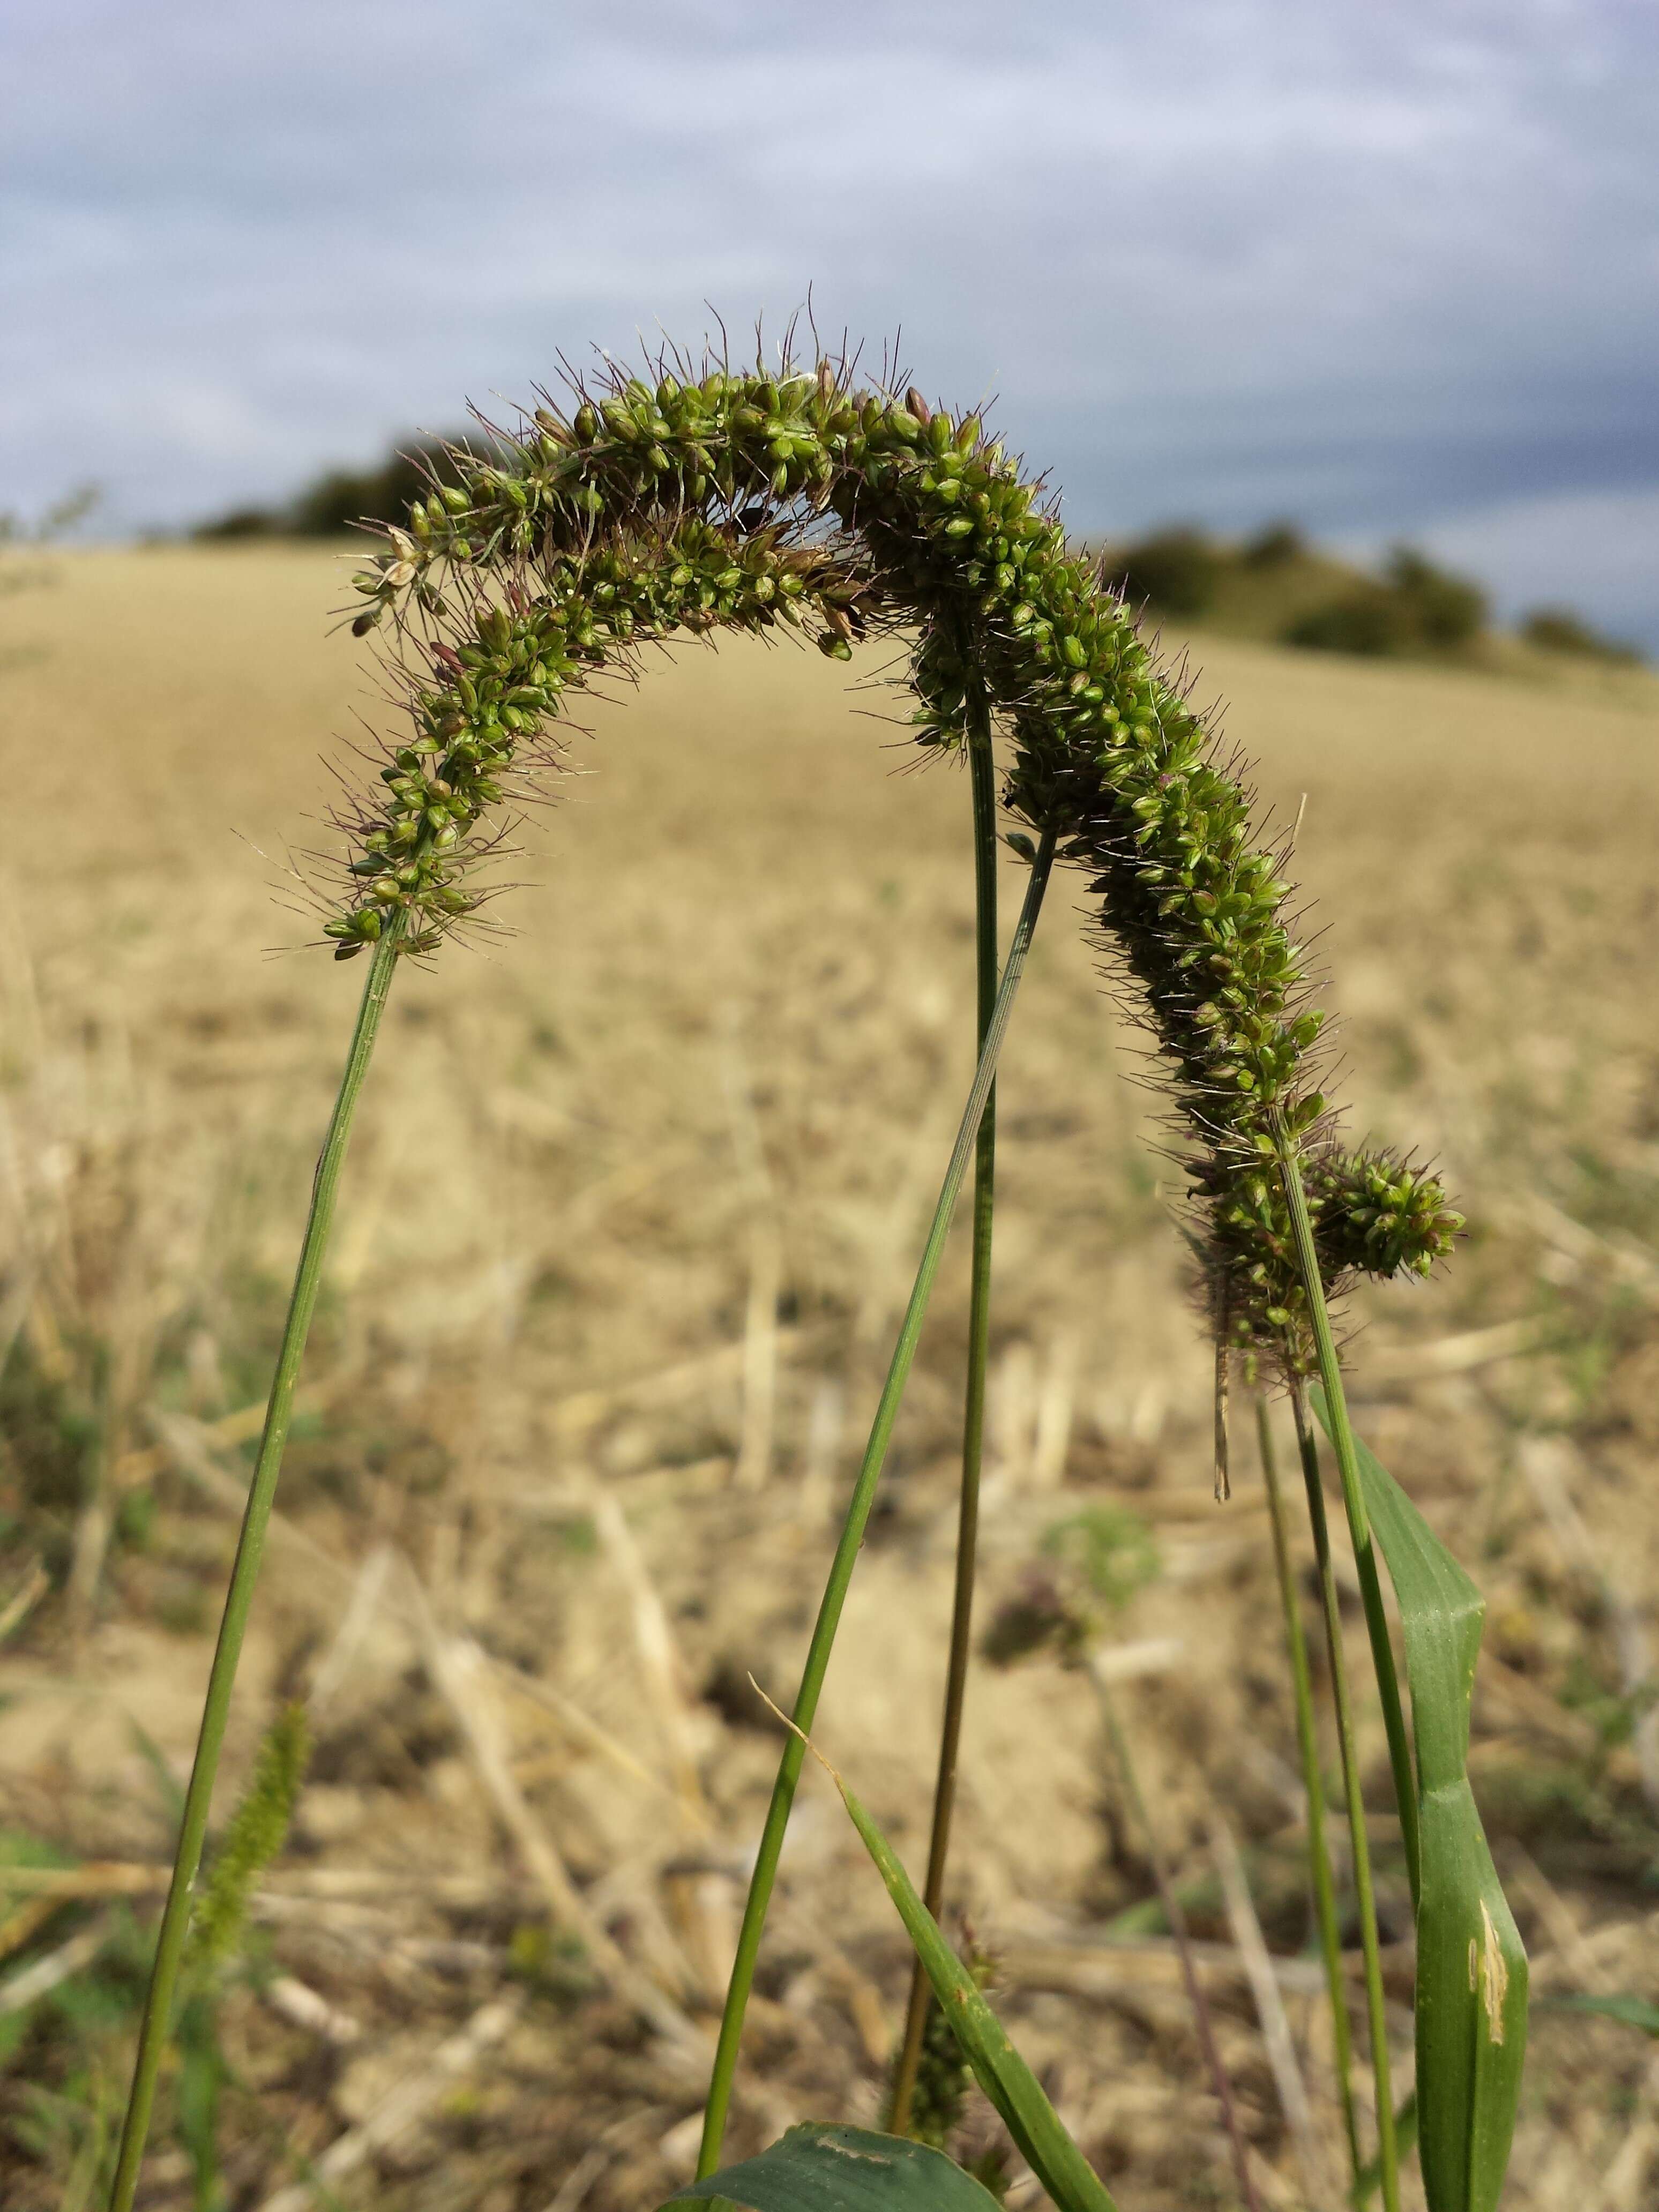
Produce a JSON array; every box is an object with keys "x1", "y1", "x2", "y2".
[{"x1": 112, "y1": 334, "x2": 1521, "y2": 2212}]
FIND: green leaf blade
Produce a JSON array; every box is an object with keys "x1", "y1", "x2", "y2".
[
  {"x1": 662, "y1": 2123, "x2": 1002, "y2": 2211},
  {"x1": 1311, "y1": 1391, "x2": 1528, "y2": 2212},
  {"x1": 1544, "y1": 1992, "x2": 1659, "y2": 2036},
  {"x1": 1415, "y1": 1783, "x2": 1529, "y2": 2212},
  {"x1": 1318, "y1": 1396, "x2": 1484, "y2": 1787},
  {"x1": 821, "y1": 1763, "x2": 1119, "y2": 2212}
]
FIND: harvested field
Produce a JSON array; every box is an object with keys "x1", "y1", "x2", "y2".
[{"x1": 3, "y1": 544, "x2": 1659, "y2": 2209}]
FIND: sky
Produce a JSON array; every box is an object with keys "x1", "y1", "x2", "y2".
[{"x1": 5, "y1": 0, "x2": 1656, "y2": 640}]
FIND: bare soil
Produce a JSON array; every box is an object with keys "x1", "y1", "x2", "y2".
[{"x1": 2, "y1": 546, "x2": 1658, "y2": 2209}]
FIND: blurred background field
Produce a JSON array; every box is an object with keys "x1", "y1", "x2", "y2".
[{"x1": 3, "y1": 542, "x2": 1659, "y2": 2209}]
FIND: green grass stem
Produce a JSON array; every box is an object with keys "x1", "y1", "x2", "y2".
[
  {"x1": 1253, "y1": 1391, "x2": 1361, "y2": 2180},
  {"x1": 697, "y1": 827, "x2": 1057, "y2": 2179},
  {"x1": 1288, "y1": 1383, "x2": 1402, "y2": 2212},
  {"x1": 888, "y1": 692, "x2": 1000, "y2": 2138},
  {"x1": 108, "y1": 922, "x2": 402, "y2": 2212},
  {"x1": 1276, "y1": 1140, "x2": 1422, "y2": 1909}
]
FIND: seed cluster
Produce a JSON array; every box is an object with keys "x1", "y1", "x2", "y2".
[{"x1": 337, "y1": 348, "x2": 1459, "y2": 1356}]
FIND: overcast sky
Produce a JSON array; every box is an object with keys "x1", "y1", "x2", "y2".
[{"x1": 5, "y1": 0, "x2": 1656, "y2": 638}]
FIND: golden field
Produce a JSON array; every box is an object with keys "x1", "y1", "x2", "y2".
[{"x1": 2, "y1": 544, "x2": 1659, "y2": 2209}]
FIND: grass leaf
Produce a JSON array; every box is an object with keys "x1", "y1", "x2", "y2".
[
  {"x1": 1542, "y1": 1992, "x2": 1659, "y2": 2036},
  {"x1": 662, "y1": 2121, "x2": 1002, "y2": 2211},
  {"x1": 1312, "y1": 1391, "x2": 1528, "y2": 2212},
  {"x1": 793, "y1": 1727, "x2": 1118, "y2": 2212}
]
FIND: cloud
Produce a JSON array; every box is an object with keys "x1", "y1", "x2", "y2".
[{"x1": 4, "y1": 0, "x2": 1655, "y2": 631}]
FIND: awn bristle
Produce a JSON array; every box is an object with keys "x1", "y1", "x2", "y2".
[{"x1": 337, "y1": 342, "x2": 1459, "y2": 1361}]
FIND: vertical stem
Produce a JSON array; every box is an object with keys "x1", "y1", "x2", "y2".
[
  {"x1": 1289, "y1": 1384, "x2": 1401, "y2": 2212},
  {"x1": 1090, "y1": 1662, "x2": 1262, "y2": 2212},
  {"x1": 1275, "y1": 1143, "x2": 1421, "y2": 1909},
  {"x1": 109, "y1": 924, "x2": 402, "y2": 2212},
  {"x1": 1254, "y1": 1392, "x2": 1361, "y2": 2180},
  {"x1": 697, "y1": 830, "x2": 1057, "y2": 2180},
  {"x1": 888, "y1": 702, "x2": 999, "y2": 2136}
]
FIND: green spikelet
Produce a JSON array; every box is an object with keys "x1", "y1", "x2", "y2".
[
  {"x1": 337, "y1": 344, "x2": 1460, "y2": 1361},
  {"x1": 898, "y1": 1940, "x2": 997, "y2": 2151},
  {"x1": 906, "y1": 1994, "x2": 973, "y2": 2150},
  {"x1": 188, "y1": 1702, "x2": 310, "y2": 1973}
]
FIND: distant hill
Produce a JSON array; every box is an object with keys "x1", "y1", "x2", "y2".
[
  {"x1": 193, "y1": 434, "x2": 487, "y2": 541},
  {"x1": 193, "y1": 445, "x2": 1643, "y2": 672},
  {"x1": 1096, "y1": 521, "x2": 1644, "y2": 671}
]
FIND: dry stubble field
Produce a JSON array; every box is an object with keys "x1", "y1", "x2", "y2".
[{"x1": 3, "y1": 545, "x2": 1659, "y2": 2210}]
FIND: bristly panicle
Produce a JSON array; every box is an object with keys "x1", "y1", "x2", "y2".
[
  {"x1": 188, "y1": 1702, "x2": 310, "y2": 1974},
  {"x1": 897, "y1": 1923, "x2": 999, "y2": 2153},
  {"x1": 333, "y1": 341, "x2": 1460, "y2": 1362}
]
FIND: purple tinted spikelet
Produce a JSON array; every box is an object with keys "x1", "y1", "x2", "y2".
[{"x1": 333, "y1": 343, "x2": 1460, "y2": 1359}]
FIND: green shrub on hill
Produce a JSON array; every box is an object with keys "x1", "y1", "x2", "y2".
[
  {"x1": 1102, "y1": 523, "x2": 1493, "y2": 660},
  {"x1": 1283, "y1": 547, "x2": 1486, "y2": 659},
  {"x1": 1239, "y1": 519, "x2": 1306, "y2": 568},
  {"x1": 1384, "y1": 547, "x2": 1488, "y2": 647},
  {"x1": 195, "y1": 435, "x2": 482, "y2": 539},
  {"x1": 1109, "y1": 526, "x2": 1224, "y2": 616},
  {"x1": 1282, "y1": 584, "x2": 1417, "y2": 657},
  {"x1": 1520, "y1": 606, "x2": 1641, "y2": 664}
]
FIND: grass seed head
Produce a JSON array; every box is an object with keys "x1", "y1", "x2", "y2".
[
  {"x1": 188, "y1": 1701, "x2": 310, "y2": 1975},
  {"x1": 334, "y1": 337, "x2": 1459, "y2": 1358}
]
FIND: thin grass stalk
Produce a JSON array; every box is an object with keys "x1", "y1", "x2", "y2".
[
  {"x1": 1288, "y1": 1384, "x2": 1401, "y2": 2212},
  {"x1": 1276, "y1": 1139, "x2": 1422, "y2": 1910},
  {"x1": 888, "y1": 691, "x2": 999, "y2": 2137},
  {"x1": 1089, "y1": 1663, "x2": 1263, "y2": 2212},
  {"x1": 697, "y1": 828, "x2": 1057, "y2": 2179},
  {"x1": 109, "y1": 921, "x2": 403, "y2": 2212},
  {"x1": 1253, "y1": 1391, "x2": 1361, "y2": 2181}
]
